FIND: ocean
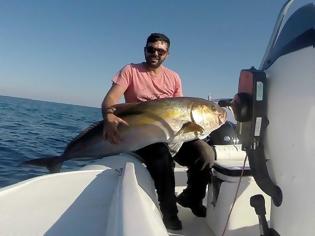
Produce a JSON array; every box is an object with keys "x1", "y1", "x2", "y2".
[{"x1": 0, "y1": 95, "x2": 102, "y2": 188}]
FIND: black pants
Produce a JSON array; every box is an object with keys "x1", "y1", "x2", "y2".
[{"x1": 135, "y1": 139, "x2": 215, "y2": 217}]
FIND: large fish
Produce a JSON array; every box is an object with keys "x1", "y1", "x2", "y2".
[{"x1": 25, "y1": 97, "x2": 227, "y2": 172}]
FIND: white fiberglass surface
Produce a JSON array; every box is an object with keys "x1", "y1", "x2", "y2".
[{"x1": 265, "y1": 47, "x2": 315, "y2": 236}]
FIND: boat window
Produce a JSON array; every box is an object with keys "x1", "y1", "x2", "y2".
[{"x1": 262, "y1": 1, "x2": 315, "y2": 69}]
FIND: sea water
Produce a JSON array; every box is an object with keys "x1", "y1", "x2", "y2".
[{"x1": 0, "y1": 95, "x2": 102, "y2": 188}]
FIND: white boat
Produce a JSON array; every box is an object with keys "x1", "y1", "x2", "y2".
[
  {"x1": 0, "y1": 147, "x2": 269, "y2": 236},
  {"x1": 0, "y1": 0, "x2": 314, "y2": 235}
]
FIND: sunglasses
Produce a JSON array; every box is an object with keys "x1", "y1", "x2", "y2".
[{"x1": 145, "y1": 46, "x2": 167, "y2": 56}]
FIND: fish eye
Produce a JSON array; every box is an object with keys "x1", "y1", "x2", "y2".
[{"x1": 209, "y1": 104, "x2": 216, "y2": 111}]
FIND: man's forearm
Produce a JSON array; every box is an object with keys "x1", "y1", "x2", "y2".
[
  {"x1": 102, "y1": 95, "x2": 118, "y2": 119},
  {"x1": 102, "y1": 93, "x2": 141, "y2": 118}
]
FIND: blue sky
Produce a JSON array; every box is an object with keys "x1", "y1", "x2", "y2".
[{"x1": 0, "y1": 0, "x2": 286, "y2": 107}]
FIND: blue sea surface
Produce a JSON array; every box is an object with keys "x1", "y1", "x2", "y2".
[{"x1": 0, "y1": 95, "x2": 102, "y2": 188}]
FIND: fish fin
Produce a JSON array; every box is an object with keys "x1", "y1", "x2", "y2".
[
  {"x1": 64, "y1": 121, "x2": 103, "y2": 154},
  {"x1": 24, "y1": 156, "x2": 64, "y2": 173},
  {"x1": 168, "y1": 141, "x2": 184, "y2": 156},
  {"x1": 114, "y1": 102, "x2": 142, "y2": 116},
  {"x1": 175, "y1": 122, "x2": 204, "y2": 137},
  {"x1": 117, "y1": 109, "x2": 144, "y2": 117}
]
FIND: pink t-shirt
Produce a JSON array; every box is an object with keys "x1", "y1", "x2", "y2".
[{"x1": 112, "y1": 63, "x2": 183, "y2": 103}]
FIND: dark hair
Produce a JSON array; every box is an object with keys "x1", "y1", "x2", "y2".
[{"x1": 146, "y1": 33, "x2": 170, "y2": 49}]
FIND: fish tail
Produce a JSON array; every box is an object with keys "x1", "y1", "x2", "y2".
[{"x1": 24, "y1": 156, "x2": 64, "y2": 173}]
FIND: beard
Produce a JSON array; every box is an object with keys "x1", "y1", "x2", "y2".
[{"x1": 144, "y1": 54, "x2": 165, "y2": 69}]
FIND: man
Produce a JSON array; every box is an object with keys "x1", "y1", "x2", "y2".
[{"x1": 102, "y1": 33, "x2": 213, "y2": 230}]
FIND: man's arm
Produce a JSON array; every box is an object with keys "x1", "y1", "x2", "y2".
[{"x1": 102, "y1": 83, "x2": 128, "y2": 144}]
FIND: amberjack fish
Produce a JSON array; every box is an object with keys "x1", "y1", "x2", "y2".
[{"x1": 25, "y1": 97, "x2": 227, "y2": 172}]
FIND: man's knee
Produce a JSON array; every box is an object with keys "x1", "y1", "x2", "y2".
[
  {"x1": 175, "y1": 139, "x2": 215, "y2": 170},
  {"x1": 194, "y1": 140, "x2": 215, "y2": 169},
  {"x1": 136, "y1": 143, "x2": 173, "y2": 168}
]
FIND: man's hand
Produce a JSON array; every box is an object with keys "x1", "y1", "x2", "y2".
[{"x1": 103, "y1": 113, "x2": 128, "y2": 144}]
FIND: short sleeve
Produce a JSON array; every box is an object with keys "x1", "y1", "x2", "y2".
[
  {"x1": 112, "y1": 64, "x2": 132, "y2": 91},
  {"x1": 173, "y1": 73, "x2": 183, "y2": 97}
]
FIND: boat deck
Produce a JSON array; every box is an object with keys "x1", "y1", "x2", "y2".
[
  {"x1": 170, "y1": 186, "x2": 215, "y2": 236},
  {"x1": 0, "y1": 154, "x2": 215, "y2": 236}
]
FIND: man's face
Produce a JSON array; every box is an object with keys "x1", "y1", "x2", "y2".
[{"x1": 144, "y1": 41, "x2": 169, "y2": 69}]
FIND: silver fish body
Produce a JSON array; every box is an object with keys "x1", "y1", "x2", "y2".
[{"x1": 25, "y1": 97, "x2": 227, "y2": 172}]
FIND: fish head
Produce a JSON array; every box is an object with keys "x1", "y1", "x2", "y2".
[{"x1": 191, "y1": 100, "x2": 227, "y2": 135}]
